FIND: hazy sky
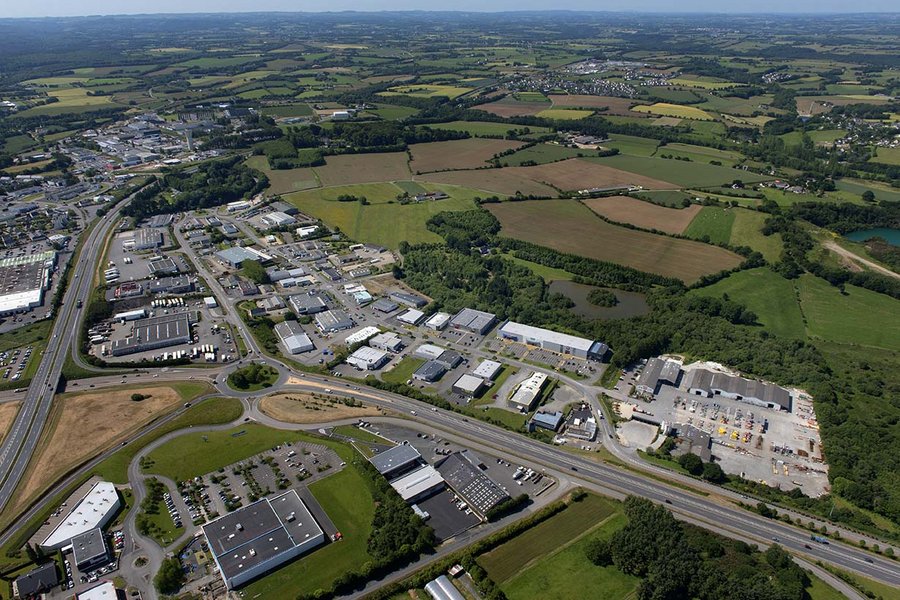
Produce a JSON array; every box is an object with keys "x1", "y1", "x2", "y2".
[{"x1": 1, "y1": 0, "x2": 897, "y2": 18}]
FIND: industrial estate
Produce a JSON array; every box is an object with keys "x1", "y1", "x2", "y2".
[{"x1": 0, "y1": 8, "x2": 898, "y2": 600}]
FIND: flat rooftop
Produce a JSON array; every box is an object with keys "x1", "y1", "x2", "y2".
[
  {"x1": 498, "y1": 321, "x2": 597, "y2": 353},
  {"x1": 370, "y1": 444, "x2": 422, "y2": 476},
  {"x1": 390, "y1": 465, "x2": 445, "y2": 502},
  {"x1": 42, "y1": 481, "x2": 119, "y2": 549},
  {"x1": 71, "y1": 528, "x2": 107, "y2": 565},
  {"x1": 436, "y1": 452, "x2": 508, "y2": 517}
]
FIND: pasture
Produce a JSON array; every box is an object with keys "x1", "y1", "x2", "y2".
[
  {"x1": 548, "y1": 95, "x2": 642, "y2": 115},
  {"x1": 583, "y1": 196, "x2": 702, "y2": 234},
  {"x1": 409, "y1": 138, "x2": 525, "y2": 173},
  {"x1": 313, "y1": 153, "x2": 410, "y2": 186},
  {"x1": 487, "y1": 200, "x2": 744, "y2": 283},
  {"x1": 669, "y1": 76, "x2": 737, "y2": 89},
  {"x1": 586, "y1": 154, "x2": 771, "y2": 188},
  {"x1": 535, "y1": 108, "x2": 594, "y2": 120},
  {"x1": 632, "y1": 102, "x2": 715, "y2": 120},
  {"x1": 380, "y1": 84, "x2": 472, "y2": 99},
  {"x1": 873, "y1": 146, "x2": 900, "y2": 166},
  {"x1": 602, "y1": 134, "x2": 660, "y2": 157},
  {"x1": 684, "y1": 206, "x2": 737, "y2": 244},
  {"x1": 245, "y1": 156, "x2": 318, "y2": 195},
  {"x1": 499, "y1": 144, "x2": 588, "y2": 166},
  {"x1": 424, "y1": 121, "x2": 550, "y2": 136},
  {"x1": 730, "y1": 209, "x2": 783, "y2": 262}
]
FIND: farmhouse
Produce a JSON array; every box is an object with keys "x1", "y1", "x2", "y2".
[
  {"x1": 497, "y1": 321, "x2": 608, "y2": 360},
  {"x1": 202, "y1": 490, "x2": 325, "y2": 589}
]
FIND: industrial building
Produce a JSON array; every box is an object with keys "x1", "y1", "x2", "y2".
[
  {"x1": 346, "y1": 346, "x2": 390, "y2": 370},
  {"x1": 370, "y1": 331, "x2": 404, "y2": 353},
  {"x1": 315, "y1": 309, "x2": 354, "y2": 333},
  {"x1": 288, "y1": 293, "x2": 328, "y2": 315},
  {"x1": 215, "y1": 246, "x2": 273, "y2": 268},
  {"x1": 261, "y1": 211, "x2": 297, "y2": 229},
  {"x1": 497, "y1": 321, "x2": 608, "y2": 360},
  {"x1": 41, "y1": 481, "x2": 120, "y2": 550},
  {"x1": 71, "y1": 528, "x2": 109, "y2": 572},
  {"x1": 565, "y1": 406, "x2": 597, "y2": 441},
  {"x1": 452, "y1": 374, "x2": 486, "y2": 397},
  {"x1": 424, "y1": 312, "x2": 450, "y2": 331},
  {"x1": 390, "y1": 465, "x2": 446, "y2": 503},
  {"x1": 683, "y1": 369, "x2": 792, "y2": 411},
  {"x1": 274, "y1": 320, "x2": 314, "y2": 354},
  {"x1": 397, "y1": 308, "x2": 425, "y2": 325},
  {"x1": 110, "y1": 313, "x2": 193, "y2": 356},
  {"x1": 450, "y1": 308, "x2": 496, "y2": 335},
  {"x1": 413, "y1": 360, "x2": 447, "y2": 383},
  {"x1": 636, "y1": 358, "x2": 682, "y2": 397},
  {"x1": 508, "y1": 372, "x2": 548, "y2": 411},
  {"x1": 529, "y1": 410, "x2": 563, "y2": 432},
  {"x1": 472, "y1": 360, "x2": 502, "y2": 380},
  {"x1": 436, "y1": 452, "x2": 509, "y2": 520},
  {"x1": 147, "y1": 257, "x2": 179, "y2": 276},
  {"x1": 76, "y1": 581, "x2": 117, "y2": 600},
  {"x1": 0, "y1": 251, "x2": 55, "y2": 315},
  {"x1": 372, "y1": 298, "x2": 399, "y2": 314},
  {"x1": 202, "y1": 490, "x2": 325, "y2": 589},
  {"x1": 148, "y1": 275, "x2": 193, "y2": 295},
  {"x1": 413, "y1": 344, "x2": 445, "y2": 361},
  {"x1": 125, "y1": 228, "x2": 163, "y2": 250},
  {"x1": 370, "y1": 444, "x2": 425, "y2": 479},
  {"x1": 345, "y1": 326, "x2": 380, "y2": 346},
  {"x1": 390, "y1": 291, "x2": 427, "y2": 308},
  {"x1": 13, "y1": 563, "x2": 59, "y2": 599},
  {"x1": 424, "y1": 575, "x2": 465, "y2": 600}
]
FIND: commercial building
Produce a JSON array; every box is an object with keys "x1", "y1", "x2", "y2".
[
  {"x1": 274, "y1": 320, "x2": 314, "y2": 354},
  {"x1": 346, "y1": 346, "x2": 390, "y2": 371},
  {"x1": 372, "y1": 298, "x2": 399, "y2": 314},
  {"x1": 424, "y1": 312, "x2": 450, "y2": 331},
  {"x1": 41, "y1": 481, "x2": 120, "y2": 551},
  {"x1": 113, "y1": 309, "x2": 146, "y2": 322},
  {"x1": 390, "y1": 291, "x2": 427, "y2": 308},
  {"x1": 288, "y1": 293, "x2": 328, "y2": 315},
  {"x1": 683, "y1": 369, "x2": 792, "y2": 411},
  {"x1": 215, "y1": 246, "x2": 273, "y2": 268},
  {"x1": 76, "y1": 581, "x2": 117, "y2": 600},
  {"x1": 352, "y1": 290, "x2": 373, "y2": 305},
  {"x1": 370, "y1": 444, "x2": 425, "y2": 479},
  {"x1": 472, "y1": 360, "x2": 502, "y2": 381},
  {"x1": 452, "y1": 374, "x2": 486, "y2": 397},
  {"x1": 413, "y1": 360, "x2": 447, "y2": 383},
  {"x1": 529, "y1": 410, "x2": 563, "y2": 432},
  {"x1": 111, "y1": 313, "x2": 193, "y2": 356},
  {"x1": 636, "y1": 358, "x2": 682, "y2": 397},
  {"x1": 565, "y1": 406, "x2": 597, "y2": 441},
  {"x1": 345, "y1": 326, "x2": 380, "y2": 346},
  {"x1": 413, "y1": 344, "x2": 445, "y2": 361},
  {"x1": 675, "y1": 424, "x2": 712, "y2": 462},
  {"x1": 436, "y1": 452, "x2": 509, "y2": 520},
  {"x1": 497, "y1": 321, "x2": 608, "y2": 360},
  {"x1": 397, "y1": 308, "x2": 425, "y2": 325},
  {"x1": 114, "y1": 281, "x2": 143, "y2": 299},
  {"x1": 424, "y1": 575, "x2": 465, "y2": 600},
  {"x1": 390, "y1": 466, "x2": 445, "y2": 503},
  {"x1": 204, "y1": 296, "x2": 218, "y2": 309},
  {"x1": 0, "y1": 251, "x2": 55, "y2": 315},
  {"x1": 13, "y1": 563, "x2": 59, "y2": 599},
  {"x1": 258, "y1": 296, "x2": 285, "y2": 312},
  {"x1": 202, "y1": 490, "x2": 325, "y2": 589},
  {"x1": 434, "y1": 350, "x2": 463, "y2": 370},
  {"x1": 315, "y1": 309, "x2": 354, "y2": 333},
  {"x1": 261, "y1": 211, "x2": 297, "y2": 229},
  {"x1": 147, "y1": 257, "x2": 179, "y2": 276},
  {"x1": 125, "y1": 228, "x2": 163, "y2": 250},
  {"x1": 508, "y1": 372, "x2": 548, "y2": 411},
  {"x1": 148, "y1": 275, "x2": 193, "y2": 295},
  {"x1": 370, "y1": 331, "x2": 403, "y2": 352},
  {"x1": 71, "y1": 528, "x2": 109, "y2": 572},
  {"x1": 450, "y1": 308, "x2": 496, "y2": 335}
]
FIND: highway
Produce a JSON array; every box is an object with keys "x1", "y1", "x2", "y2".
[{"x1": 0, "y1": 197, "x2": 128, "y2": 512}]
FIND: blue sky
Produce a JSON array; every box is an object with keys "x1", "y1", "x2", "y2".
[{"x1": 1, "y1": 1, "x2": 897, "y2": 18}]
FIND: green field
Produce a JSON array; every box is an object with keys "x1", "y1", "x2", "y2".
[
  {"x1": 730, "y1": 208, "x2": 783, "y2": 262},
  {"x1": 382, "y1": 357, "x2": 425, "y2": 384},
  {"x1": 872, "y1": 146, "x2": 900, "y2": 166},
  {"x1": 245, "y1": 156, "x2": 318, "y2": 195},
  {"x1": 587, "y1": 155, "x2": 770, "y2": 188},
  {"x1": 425, "y1": 121, "x2": 550, "y2": 136},
  {"x1": 499, "y1": 253, "x2": 575, "y2": 282},
  {"x1": 381, "y1": 84, "x2": 472, "y2": 99},
  {"x1": 284, "y1": 184, "x2": 478, "y2": 248},
  {"x1": 535, "y1": 108, "x2": 594, "y2": 120},
  {"x1": 260, "y1": 103, "x2": 313, "y2": 117},
  {"x1": 834, "y1": 178, "x2": 900, "y2": 203},
  {"x1": 500, "y1": 144, "x2": 588, "y2": 166},
  {"x1": 684, "y1": 206, "x2": 737, "y2": 244},
  {"x1": 602, "y1": 133, "x2": 660, "y2": 157},
  {"x1": 781, "y1": 129, "x2": 848, "y2": 145},
  {"x1": 143, "y1": 424, "x2": 307, "y2": 482},
  {"x1": 370, "y1": 104, "x2": 420, "y2": 120},
  {"x1": 633, "y1": 102, "x2": 715, "y2": 120},
  {"x1": 669, "y1": 76, "x2": 738, "y2": 90}
]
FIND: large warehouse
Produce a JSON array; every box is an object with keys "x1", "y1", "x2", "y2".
[
  {"x1": 110, "y1": 313, "x2": 193, "y2": 356},
  {"x1": 202, "y1": 490, "x2": 325, "y2": 589},
  {"x1": 636, "y1": 358, "x2": 682, "y2": 397},
  {"x1": 274, "y1": 320, "x2": 314, "y2": 354},
  {"x1": 0, "y1": 251, "x2": 56, "y2": 315},
  {"x1": 450, "y1": 308, "x2": 496, "y2": 335},
  {"x1": 436, "y1": 452, "x2": 509, "y2": 520},
  {"x1": 497, "y1": 321, "x2": 608, "y2": 360},
  {"x1": 683, "y1": 369, "x2": 792, "y2": 411},
  {"x1": 41, "y1": 481, "x2": 120, "y2": 551},
  {"x1": 315, "y1": 309, "x2": 354, "y2": 333}
]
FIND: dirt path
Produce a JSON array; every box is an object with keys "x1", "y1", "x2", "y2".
[{"x1": 823, "y1": 241, "x2": 900, "y2": 281}]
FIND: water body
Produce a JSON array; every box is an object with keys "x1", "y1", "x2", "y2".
[
  {"x1": 549, "y1": 280, "x2": 650, "y2": 320},
  {"x1": 844, "y1": 228, "x2": 900, "y2": 246}
]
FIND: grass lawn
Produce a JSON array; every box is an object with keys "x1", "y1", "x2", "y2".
[
  {"x1": 872, "y1": 146, "x2": 900, "y2": 166},
  {"x1": 479, "y1": 495, "x2": 618, "y2": 581},
  {"x1": 499, "y1": 253, "x2": 575, "y2": 282},
  {"x1": 0, "y1": 320, "x2": 52, "y2": 352},
  {"x1": 424, "y1": 121, "x2": 550, "y2": 136},
  {"x1": 684, "y1": 206, "x2": 737, "y2": 244},
  {"x1": 797, "y1": 274, "x2": 900, "y2": 351},
  {"x1": 143, "y1": 495, "x2": 181, "y2": 546},
  {"x1": 834, "y1": 178, "x2": 900, "y2": 203},
  {"x1": 333, "y1": 424, "x2": 395, "y2": 446},
  {"x1": 690, "y1": 268, "x2": 806, "y2": 339},
  {"x1": 806, "y1": 575, "x2": 850, "y2": 600},
  {"x1": 587, "y1": 154, "x2": 770, "y2": 188},
  {"x1": 602, "y1": 133, "x2": 659, "y2": 157},
  {"x1": 474, "y1": 366, "x2": 519, "y2": 405},
  {"x1": 382, "y1": 357, "x2": 425, "y2": 384},
  {"x1": 730, "y1": 208, "x2": 783, "y2": 262},
  {"x1": 242, "y1": 456, "x2": 374, "y2": 598},
  {"x1": 143, "y1": 424, "x2": 305, "y2": 483},
  {"x1": 465, "y1": 406, "x2": 528, "y2": 431}
]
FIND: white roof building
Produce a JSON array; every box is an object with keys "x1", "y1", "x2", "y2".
[
  {"x1": 346, "y1": 346, "x2": 390, "y2": 371},
  {"x1": 497, "y1": 321, "x2": 607, "y2": 360},
  {"x1": 203, "y1": 296, "x2": 218, "y2": 308},
  {"x1": 424, "y1": 312, "x2": 450, "y2": 330},
  {"x1": 413, "y1": 344, "x2": 445, "y2": 361},
  {"x1": 41, "y1": 481, "x2": 121, "y2": 550},
  {"x1": 397, "y1": 308, "x2": 425, "y2": 325},
  {"x1": 345, "y1": 326, "x2": 380, "y2": 346},
  {"x1": 76, "y1": 581, "x2": 117, "y2": 600},
  {"x1": 473, "y1": 359, "x2": 502, "y2": 380},
  {"x1": 508, "y1": 372, "x2": 549, "y2": 411},
  {"x1": 389, "y1": 465, "x2": 445, "y2": 502}
]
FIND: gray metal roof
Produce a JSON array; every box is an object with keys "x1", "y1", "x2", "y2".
[
  {"x1": 71, "y1": 528, "x2": 108, "y2": 566},
  {"x1": 370, "y1": 444, "x2": 422, "y2": 475}
]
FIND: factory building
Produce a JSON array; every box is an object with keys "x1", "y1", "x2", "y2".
[
  {"x1": 288, "y1": 293, "x2": 328, "y2": 315},
  {"x1": 390, "y1": 466, "x2": 446, "y2": 503},
  {"x1": 315, "y1": 309, "x2": 354, "y2": 333},
  {"x1": 41, "y1": 481, "x2": 120, "y2": 551},
  {"x1": 124, "y1": 228, "x2": 163, "y2": 251},
  {"x1": 390, "y1": 291, "x2": 427, "y2": 308},
  {"x1": 636, "y1": 358, "x2": 682, "y2": 397},
  {"x1": 110, "y1": 313, "x2": 193, "y2": 356},
  {"x1": 683, "y1": 369, "x2": 792, "y2": 411},
  {"x1": 497, "y1": 321, "x2": 608, "y2": 360},
  {"x1": 452, "y1": 374, "x2": 486, "y2": 398},
  {"x1": 424, "y1": 312, "x2": 450, "y2": 331},
  {"x1": 370, "y1": 444, "x2": 425, "y2": 479},
  {"x1": 370, "y1": 331, "x2": 404, "y2": 353},
  {"x1": 472, "y1": 360, "x2": 502, "y2": 380},
  {"x1": 508, "y1": 372, "x2": 548, "y2": 411},
  {"x1": 346, "y1": 346, "x2": 390, "y2": 371},
  {"x1": 397, "y1": 308, "x2": 425, "y2": 325},
  {"x1": 372, "y1": 298, "x2": 399, "y2": 314},
  {"x1": 0, "y1": 251, "x2": 55, "y2": 315},
  {"x1": 148, "y1": 275, "x2": 194, "y2": 295},
  {"x1": 413, "y1": 360, "x2": 447, "y2": 383},
  {"x1": 450, "y1": 308, "x2": 496, "y2": 335},
  {"x1": 215, "y1": 246, "x2": 273, "y2": 269},
  {"x1": 274, "y1": 320, "x2": 314, "y2": 354},
  {"x1": 202, "y1": 490, "x2": 325, "y2": 589},
  {"x1": 344, "y1": 326, "x2": 380, "y2": 346},
  {"x1": 260, "y1": 211, "x2": 297, "y2": 229}
]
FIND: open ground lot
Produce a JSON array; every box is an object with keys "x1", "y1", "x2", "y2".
[
  {"x1": 409, "y1": 138, "x2": 526, "y2": 174},
  {"x1": 0, "y1": 401, "x2": 20, "y2": 444},
  {"x1": 313, "y1": 153, "x2": 410, "y2": 187},
  {"x1": 13, "y1": 383, "x2": 210, "y2": 512},
  {"x1": 583, "y1": 196, "x2": 703, "y2": 234},
  {"x1": 488, "y1": 200, "x2": 743, "y2": 283},
  {"x1": 258, "y1": 392, "x2": 383, "y2": 424}
]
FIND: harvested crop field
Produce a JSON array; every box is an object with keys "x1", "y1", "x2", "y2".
[
  {"x1": 14, "y1": 386, "x2": 187, "y2": 510},
  {"x1": 548, "y1": 95, "x2": 643, "y2": 115},
  {"x1": 0, "y1": 401, "x2": 20, "y2": 444},
  {"x1": 474, "y1": 98, "x2": 548, "y2": 117},
  {"x1": 487, "y1": 200, "x2": 743, "y2": 282},
  {"x1": 510, "y1": 159, "x2": 677, "y2": 191},
  {"x1": 409, "y1": 138, "x2": 526, "y2": 174},
  {"x1": 313, "y1": 152, "x2": 410, "y2": 187},
  {"x1": 259, "y1": 393, "x2": 382, "y2": 424},
  {"x1": 417, "y1": 169, "x2": 557, "y2": 197},
  {"x1": 583, "y1": 196, "x2": 702, "y2": 234},
  {"x1": 632, "y1": 102, "x2": 715, "y2": 120}
]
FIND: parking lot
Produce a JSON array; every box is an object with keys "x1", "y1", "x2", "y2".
[{"x1": 0, "y1": 345, "x2": 34, "y2": 384}]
